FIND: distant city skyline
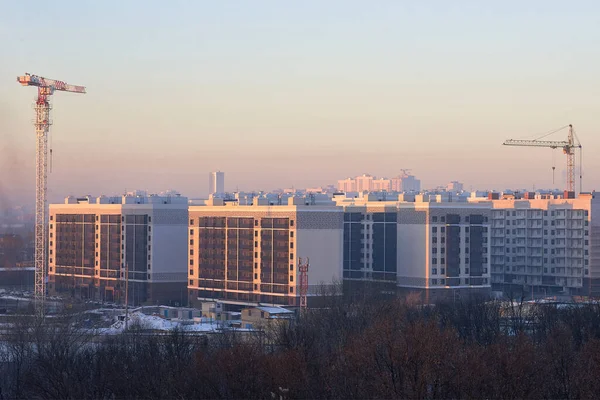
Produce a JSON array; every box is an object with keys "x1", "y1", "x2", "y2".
[{"x1": 1, "y1": 1, "x2": 599, "y2": 209}]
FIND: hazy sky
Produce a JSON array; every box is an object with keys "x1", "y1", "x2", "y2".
[{"x1": 1, "y1": 0, "x2": 599, "y2": 206}]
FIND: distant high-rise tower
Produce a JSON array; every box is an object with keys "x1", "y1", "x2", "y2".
[{"x1": 209, "y1": 171, "x2": 225, "y2": 195}]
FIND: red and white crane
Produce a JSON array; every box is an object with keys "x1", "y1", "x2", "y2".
[
  {"x1": 17, "y1": 73, "x2": 86, "y2": 316},
  {"x1": 298, "y1": 257, "x2": 309, "y2": 310}
]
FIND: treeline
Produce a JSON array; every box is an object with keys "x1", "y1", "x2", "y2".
[{"x1": 2, "y1": 294, "x2": 600, "y2": 399}]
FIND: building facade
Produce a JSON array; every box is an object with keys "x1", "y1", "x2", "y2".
[
  {"x1": 480, "y1": 193, "x2": 600, "y2": 296},
  {"x1": 188, "y1": 197, "x2": 344, "y2": 308},
  {"x1": 49, "y1": 194, "x2": 188, "y2": 305},
  {"x1": 337, "y1": 196, "x2": 492, "y2": 301},
  {"x1": 209, "y1": 171, "x2": 225, "y2": 195}
]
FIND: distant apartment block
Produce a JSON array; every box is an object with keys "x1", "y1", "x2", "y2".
[
  {"x1": 447, "y1": 181, "x2": 464, "y2": 192},
  {"x1": 188, "y1": 196, "x2": 343, "y2": 308},
  {"x1": 209, "y1": 171, "x2": 225, "y2": 195},
  {"x1": 338, "y1": 173, "x2": 420, "y2": 193},
  {"x1": 48, "y1": 193, "x2": 188, "y2": 305}
]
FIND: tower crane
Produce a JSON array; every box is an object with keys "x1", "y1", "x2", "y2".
[
  {"x1": 503, "y1": 124, "x2": 582, "y2": 194},
  {"x1": 17, "y1": 73, "x2": 86, "y2": 316}
]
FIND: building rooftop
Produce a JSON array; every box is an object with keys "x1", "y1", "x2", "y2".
[{"x1": 255, "y1": 306, "x2": 294, "y2": 315}]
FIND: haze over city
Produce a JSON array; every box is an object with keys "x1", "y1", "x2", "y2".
[{"x1": 1, "y1": 0, "x2": 599, "y2": 206}]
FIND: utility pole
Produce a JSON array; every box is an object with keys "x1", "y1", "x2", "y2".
[{"x1": 125, "y1": 264, "x2": 129, "y2": 330}]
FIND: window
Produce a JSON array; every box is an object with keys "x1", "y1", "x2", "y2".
[
  {"x1": 290, "y1": 220, "x2": 294, "y2": 227},
  {"x1": 290, "y1": 232, "x2": 294, "y2": 238},
  {"x1": 290, "y1": 275, "x2": 294, "y2": 282},
  {"x1": 290, "y1": 287, "x2": 294, "y2": 293},
  {"x1": 441, "y1": 268, "x2": 445, "y2": 274},
  {"x1": 465, "y1": 259, "x2": 469, "y2": 264},
  {"x1": 290, "y1": 264, "x2": 294, "y2": 271},
  {"x1": 432, "y1": 227, "x2": 437, "y2": 233},
  {"x1": 189, "y1": 229, "x2": 194, "y2": 235},
  {"x1": 254, "y1": 252, "x2": 258, "y2": 258},
  {"x1": 290, "y1": 253, "x2": 294, "y2": 260},
  {"x1": 441, "y1": 227, "x2": 445, "y2": 233},
  {"x1": 148, "y1": 217, "x2": 151, "y2": 223},
  {"x1": 255, "y1": 231, "x2": 258, "y2": 237},
  {"x1": 290, "y1": 243, "x2": 294, "y2": 249},
  {"x1": 432, "y1": 268, "x2": 437, "y2": 274},
  {"x1": 432, "y1": 259, "x2": 437, "y2": 265},
  {"x1": 441, "y1": 216, "x2": 445, "y2": 222},
  {"x1": 189, "y1": 249, "x2": 193, "y2": 255},
  {"x1": 254, "y1": 273, "x2": 258, "y2": 279},
  {"x1": 432, "y1": 216, "x2": 438, "y2": 222},
  {"x1": 254, "y1": 241, "x2": 258, "y2": 248},
  {"x1": 189, "y1": 269, "x2": 194, "y2": 275},
  {"x1": 50, "y1": 258, "x2": 53, "y2": 263},
  {"x1": 189, "y1": 259, "x2": 194, "y2": 265},
  {"x1": 465, "y1": 268, "x2": 469, "y2": 274},
  {"x1": 189, "y1": 280, "x2": 193, "y2": 285},
  {"x1": 190, "y1": 219, "x2": 194, "y2": 225},
  {"x1": 432, "y1": 237, "x2": 438, "y2": 244}
]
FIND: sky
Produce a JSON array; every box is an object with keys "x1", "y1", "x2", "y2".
[{"x1": 1, "y1": 0, "x2": 599, "y2": 207}]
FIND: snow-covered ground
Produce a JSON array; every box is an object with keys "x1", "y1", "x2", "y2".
[{"x1": 95, "y1": 311, "x2": 228, "y2": 335}]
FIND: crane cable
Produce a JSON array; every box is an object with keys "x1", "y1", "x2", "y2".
[
  {"x1": 552, "y1": 149, "x2": 556, "y2": 186},
  {"x1": 531, "y1": 125, "x2": 570, "y2": 141}
]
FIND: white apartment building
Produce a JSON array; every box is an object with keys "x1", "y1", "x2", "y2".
[
  {"x1": 209, "y1": 171, "x2": 225, "y2": 195},
  {"x1": 335, "y1": 194, "x2": 492, "y2": 301},
  {"x1": 49, "y1": 193, "x2": 188, "y2": 305},
  {"x1": 188, "y1": 196, "x2": 344, "y2": 308},
  {"x1": 476, "y1": 193, "x2": 600, "y2": 296}
]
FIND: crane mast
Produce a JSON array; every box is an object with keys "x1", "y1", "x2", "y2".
[
  {"x1": 503, "y1": 124, "x2": 582, "y2": 193},
  {"x1": 17, "y1": 73, "x2": 86, "y2": 316}
]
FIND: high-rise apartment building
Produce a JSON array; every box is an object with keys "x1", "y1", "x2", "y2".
[
  {"x1": 355, "y1": 174, "x2": 374, "y2": 192},
  {"x1": 188, "y1": 196, "x2": 343, "y2": 308},
  {"x1": 475, "y1": 193, "x2": 600, "y2": 296},
  {"x1": 399, "y1": 175, "x2": 421, "y2": 192},
  {"x1": 209, "y1": 171, "x2": 225, "y2": 195},
  {"x1": 372, "y1": 178, "x2": 392, "y2": 192},
  {"x1": 447, "y1": 181, "x2": 464, "y2": 192},
  {"x1": 49, "y1": 193, "x2": 188, "y2": 305},
  {"x1": 336, "y1": 194, "x2": 491, "y2": 300},
  {"x1": 337, "y1": 178, "x2": 356, "y2": 192}
]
